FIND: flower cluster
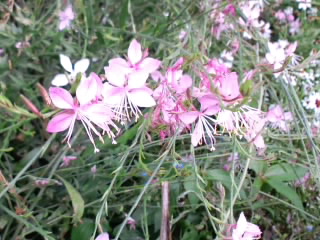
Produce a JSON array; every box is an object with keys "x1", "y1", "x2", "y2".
[{"x1": 46, "y1": 39, "x2": 294, "y2": 152}]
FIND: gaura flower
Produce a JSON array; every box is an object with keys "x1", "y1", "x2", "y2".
[
  {"x1": 59, "y1": 5, "x2": 75, "y2": 31},
  {"x1": 47, "y1": 74, "x2": 116, "y2": 152},
  {"x1": 51, "y1": 54, "x2": 90, "y2": 87},
  {"x1": 103, "y1": 39, "x2": 160, "y2": 122},
  {"x1": 232, "y1": 212, "x2": 262, "y2": 240},
  {"x1": 178, "y1": 96, "x2": 221, "y2": 150},
  {"x1": 266, "y1": 105, "x2": 293, "y2": 132}
]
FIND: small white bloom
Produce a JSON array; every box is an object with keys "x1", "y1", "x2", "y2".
[{"x1": 51, "y1": 54, "x2": 90, "y2": 86}]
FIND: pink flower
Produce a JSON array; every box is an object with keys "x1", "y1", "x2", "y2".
[
  {"x1": 103, "y1": 39, "x2": 161, "y2": 122},
  {"x1": 95, "y1": 233, "x2": 109, "y2": 240},
  {"x1": 61, "y1": 156, "x2": 77, "y2": 167},
  {"x1": 59, "y1": 5, "x2": 75, "y2": 31},
  {"x1": 266, "y1": 105, "x2": 293, "y2": 132},
  {"x1": 125, "y1": 214, "x2": 137, "y2": 230},
  {"x1": 178, "y1": 96, "x2": 220, "y2": 150},
  {"x1": 215, "y1": 72, "x2": 242, "y2": 102},
  {"x1": 232, "y1": 212, "x2": 262, "y2": 240},
  {"x1": 275, "y1": 11, "x2": 286, "y2": 22},
  {"x1": 91, "y1": 165, "x2": 97, "y2": 174},
  {"x1": 107, "y1": 39, "x2": 161, "y2": 79},
  {"x1": 289, "y1": 19, "x2": 301, "y2": 35},
  {"x1": 47, "y1": 74, "x2": 117, "y2": 152}
]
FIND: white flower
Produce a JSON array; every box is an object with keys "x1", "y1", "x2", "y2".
[
  {"x1": 303, "y1": 92, "x2": 320, "y2": 114},
  {"x1": 296, "y1": 0, "x2": 312, "y2": 10},
  {"x1": 51, "y1": 54, "x2": 90, "y2": 86}
]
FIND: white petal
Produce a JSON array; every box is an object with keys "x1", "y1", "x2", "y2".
[
  {"x1": 128, "y1": 89, "x2": 156, "y2": 107},
  {"x1": 74, "y1": 58, "x2": 90, "y2": 73},
  {"x1": 128, "y1": 39, "x2": 142, "y2": 65},
  {"x1": 51, "y1": 74, "x2": 69, "y2": 86},
  {"x1": 59, "y1": 54, "x2": 73, "y2": 73}
]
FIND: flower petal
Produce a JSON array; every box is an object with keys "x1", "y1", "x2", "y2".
[
  {"x1": 82, "y1": 103, "x2": 114, "y2": 123},
  {"x1": 178, "y1": 111, "x2": 199, "y2": 125},
  {"x1": 51, "y1": 74, "x2": 69, "y2": 87},
  {"x1": 95, "y1": 233, "x2": 109, "y2": 240},
  {"x1": 139, "y1": 57, "x2": 161, "y2": 73},
  {"x1": 102, "y1": 83, "x2": 126, "y2": 106},
  {"x1": 76, "y1": 75, "x2": 98, "y2": 105},
  {"x1": 128, "y1": 70, "x2": 149, "y2": 89},
  {"x1": 191, "y1": 121, "x2": 203, "y2": 147},
  {"x1": 47, "y1": 111, "x2": 75, "y2": 132},
  {"x1": 128, "y1": 39, "x2": 142, "y2": 65},
  {"x1": 49, "y1": 87, "x2": 74, "y2": 109},
  {"x1": 59, "y1": 54, "x2": 73, "y2": 73},
  {"x1": 104, "y1": 66, "x2": 126, "y2": 87},
  {"x1": 128, "y1": 88, "x2": 156, "y2": 107},
  {"x1": 74, "y1": 58, "x2": 90, "y2": 73}
]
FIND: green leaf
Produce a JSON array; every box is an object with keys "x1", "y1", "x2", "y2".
[
  {"x1": 206, "y1": 169, "x2": 232, "y2": 190},
  {"x1": 249, "y1": 159, "x2": 267, "y2": 175},
  {"x1": 250, "y1": 177, "x2": 263, "y2": 200},
  {"x1": 264, "y1": 163, "x2": 308, "y2": 181},
  {"x1": 119, "y1": 0, "x2": 129, "y2": 28},
  {"x1": 266, "y1": 178, "x2": 303, "y2": 210},
  {"x1": 71, "y1": 220, "x2": 95, "y2": 240},
  {"x1": 184, "y1": 176, "x2": 200, "y2": 205},
  {"x1": 57, "y1": 176, "x2": 85, "y2": 223}
]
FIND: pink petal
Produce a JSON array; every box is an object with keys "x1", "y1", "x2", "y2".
[
  {"x1": 81, "y1": 103, "x2": 114, "y2": 123},
  {"x1": 108, "y1": 57, "x2": 131, "y2": 74},
  {"x1": 47, "y1": 111, "x2": 75, "y2": 132},
  {"x1": 128, "y1": 70, "x2": 149, "y2": 89},
  {"x1": 139, "y1": 57, "x2": 161, "y2": 73},
  {"x1": 104, "y1": 66, "x2": 126, "y2": 87},
  {"x1": 178, "y1": 111, "x2": 199, "y2": 125},
  {"x1": 128, "y1": 88, "x2": 156, "y2": 107},
  {"x1": 102, "y1": 83, "x2": 126, "y2": 106},
  {"x1": 216, "y1": 72, "x2": 241, "y2": 101},
  {"x1": 128, "y1": 39, "x2": 142, "y2": 65},
  {"x1": 234, "y1": 212, "x2": 247, "y2": 237},
  {"x1": 191, "y1": 121, "x2": 203, "y2": 146},
  {"x1": 76, "y1": 75, "x2": 98, "y2": 105},
  {"x1": 199, "y1": 95, "x2": 221, "y2": 115},
  {"x1": 95, "y1": 233, "x2": 109, "y2": 240},
  {"x1": 49, "y1": 87, "x2": 74, "y2": 109}
]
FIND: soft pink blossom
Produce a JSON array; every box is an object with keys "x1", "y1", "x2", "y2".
[
  {"x1": 232, "y1": 212, "x2": 262, "y2": 240},
  {"x1": 61, "y1": 156, "x2": 77, "y2": 167},
  {"x1": 59, "y1": 5, "x2": 75, "y2": 31},
  {"x1": 47, "y1": 75, "x2": 117, "y2": 152},
  {"x1": 266, "y1": 105, "x2": 293, "y2": 132}
]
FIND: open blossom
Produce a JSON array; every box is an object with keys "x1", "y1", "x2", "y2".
[
  {"x1": 266, "y1": 105, "x2": 293, "y2": 132},
  {"x1": 59, "y1": 5, "x2": 75, "y2": 30},
  {"x1": 61, "y1": 156, "x2": 77, "y2": 167},
  {"x1": 52, "y1": 54, "x2": 90, "y2": 86},
  {"x1": 179, "y1": 96, "x2": 221, "y2": 150},
  {"x1": 296, "y1": 0, "x2": 312, "y2": 10},
  {"x1": 103, "y1": 39, "x2": 161, "y2": 122},
  {"x1": 47, "y1": 73, "x2": 117, "y2": 152},
  {"x1": 232, "y1": 212, "x2": 262, "y2": 240}
]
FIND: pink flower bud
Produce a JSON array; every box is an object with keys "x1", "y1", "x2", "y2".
[{"x1": 20, "y1": 94, "x2": 44, "y2": 118}]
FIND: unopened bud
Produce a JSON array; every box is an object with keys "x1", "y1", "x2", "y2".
[
  {"x1": 36, "y1": 83, "x2": 52, "y2": 106},
  {"x1": 20, "y1": 94, "x2": 44, "y2": 118}
]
